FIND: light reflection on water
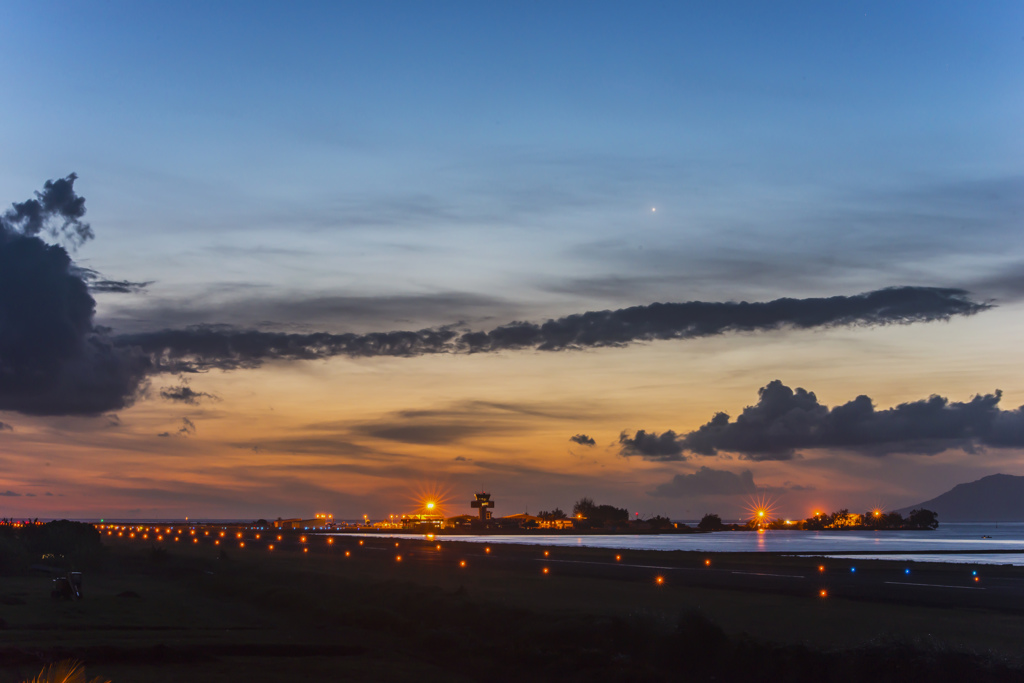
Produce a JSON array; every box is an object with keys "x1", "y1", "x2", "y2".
[{"x1": 336, "y1": 523, "x2": 1024, "y2": 563}]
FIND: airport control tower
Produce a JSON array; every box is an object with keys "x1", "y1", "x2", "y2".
[{"x1": 471, "y1": 492, "x2": 494, "y2": 521}]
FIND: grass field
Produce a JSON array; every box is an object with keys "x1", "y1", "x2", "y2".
[{"x1": 2, "y1": 533, "x2": 1023, "y2": 682}]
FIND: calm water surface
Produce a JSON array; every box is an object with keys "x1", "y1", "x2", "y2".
[{"x1": 338, "y1": 523, "x2": 1024, "y2": 565}]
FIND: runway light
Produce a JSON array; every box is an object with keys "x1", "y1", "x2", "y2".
[
  {"x1": 193, "y1": 539, "x2": 198, "y2": 544},
  {"x1": 485, "y1": 547, "x2": 490, "y2": 554},
  {"x1": 219, "y1": 532, "x2": 225, "y2": 537},
  {"x1": 974, "y1": 577, "x2": 980, "y2": 582},
  {"x1": 704, "y1": 559, "x2": 711, "y2": 566},
  {"x1": 542, "y1": 567, "x2": 549, "y2": 574},
  {"x1": 655, "y1": 576, "x2": 664, "y2": 585},
  {"x1": 268, "y1": 544, "x2": 274, "y2": 550},
  {"x1": 850, "y1": 567, "x2": 856, "y2": 573},
  {"x1": 904, "y1": 568, "x2": 911, "y2": 575},
  {"x1": 436, "y1": 544, "x2": 441, "y2": 550},
  {"x1": 345, "y1": 551, "x2": 350, "y2": 557},
  {"x1": 157, "y1": 535, "x2": 163, "y2": 541},
  {"x1": 359, "y1": 540, "x2": 364, "y2": 545},
  {"x1": 303, "y1": 548, "x2": 308, "y2": 553},
  {"x1": 327, "y1": 538, "x2": 334, "y2": 545},
  {"x1": 819, "y1": 589, "x2": 828, "y2": 598},
  {"x1": 239, "y1": 542, "x2": 245, "y2": 548},
  {"x1": 236, "y1": 532, "x2": 242, "y2": 539},
  {"x1": 972, "y1": 570, "x2": 978, "y2": 576},
  {"x1": 214, "y1": 540, "x2": 219, "y2": 545},
  {"x1": 818, "y1": 565, "x2": 825, "y2": 572},
  {"x1": 396, "y1": 555, "x2": 402, "y2": 562},
  {"x1": 255, "y1": 534, "x2": 260, "y2": 540},
  {"x1": 301, "y1": 536, "x2": 307, "y2": 543},
  {"x1": 459, "y1": 560, "x2": 466, "y2": 567},
  {"x1": 616, "y1": 555, "x2": 622, "y2": 562},
  {"x1": 544, "y1": 551, "x2": 549, "y2": 557},
  {"x1": 395, "y1": 542, "x2": 399, "y2": 547}
]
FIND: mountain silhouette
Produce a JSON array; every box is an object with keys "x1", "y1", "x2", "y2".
[{"x1": 897, "y1": 474, "x2": 1024, "y2": 522}]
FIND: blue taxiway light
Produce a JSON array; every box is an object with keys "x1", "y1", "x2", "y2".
[
  {"x1": 850, "y1": 567, "x2": 856, "y2": 572},
  {"x1": 904, "y1": 569, "x2": 911, "y2": 574}
]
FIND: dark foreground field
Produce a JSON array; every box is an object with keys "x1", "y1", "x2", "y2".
[{"x1": 3, "y1": 533, "x2": 1024, "y2": 682}]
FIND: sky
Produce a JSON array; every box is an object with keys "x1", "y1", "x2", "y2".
[{"x1": 0, "y1": 1, "x2": 1022, "y2": 521}]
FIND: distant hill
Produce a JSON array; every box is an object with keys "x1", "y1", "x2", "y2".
[{"x1": 897, "y1": 474, "x2": 1024, "y2": 522}]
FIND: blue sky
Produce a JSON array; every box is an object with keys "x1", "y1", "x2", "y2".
[{"x1": 0, "y1": 2, "x2": 1022, "y2": 519}]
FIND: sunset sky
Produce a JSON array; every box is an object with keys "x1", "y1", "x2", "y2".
[{"x1": 1, "y1": 2, "x2": 1022, "y2": 521}]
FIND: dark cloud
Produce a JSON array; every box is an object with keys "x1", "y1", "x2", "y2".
[
  {"x1": 0, "y1": 177, "x2": 150, "y2": 416},
  {"x1": 0, "y1": 421, "x2": 12, "y2": 431},
  {"x1": 619, "y1": 429, "x2": 687, "y2": 461},
  {"x1": 650, "y1": 467, "x2": 757, "y2": 497},
  {"x1": 116, "y1": 286, "x2": 987, "y2": 372},
  {"x1": 570, "y1": 433, "x2": 596, "y2": 446},
  {"x1": 0, "y1": 490, "x2": 20, "y2": 497},
  {"x1": 25, "y1": 493, "x2": 35, "y2": 497},
  {"x1": 158, "y1": 417, "x2": 196, "y2": 438},
  {"x1": 72, "y1": 267, "x2": 152, "y2": 294},
  {"x1": 453, "y1": 456, "x2": 467, "y2": 461},
  {"x1": 352, "y1": 422, "x2": 493, "y2": 446},
  {"x1": 623, "y1": 380, "x2": 1024, "y2": 461},
  {"x1": 2, "y1": 174, "x2": 93, "y2": 247},
  {"x1": 160, "y1": 384, "x2": 219, "y2": 405}
]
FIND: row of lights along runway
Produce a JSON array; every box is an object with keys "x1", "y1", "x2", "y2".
[{"x1": 96, "y1": 524, "x2": 985, "y2": 599}]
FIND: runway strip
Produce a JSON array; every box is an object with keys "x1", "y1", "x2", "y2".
[{"x1": 884, "y1": 581, "x2": 985, "y2": 590}]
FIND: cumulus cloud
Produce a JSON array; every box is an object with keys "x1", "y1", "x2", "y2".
[
  {"x1": 650, "y1": 467, "x2": 757, "y2": 497},
  {"x1": 570, "y1": 433, "x2": 596, "y2": 446},
  {"x1": 619, "y1": 429, "x2": 687, "y2": 460},
  {"x1": 0, "y1": 177, "x2": 150, "y2": 416},
  {"x1": 0, "y1": 490, "x2": 21, "y2": 497},
  {"x1": 622, "y1": 380, "x2": 1024, "y2": 461},
  {"x1": 2, "y1": 174, "x2": 93, "y2": 247},
  {"x1": 116, "y1": 286, "x2": 987, "y2": 372}
]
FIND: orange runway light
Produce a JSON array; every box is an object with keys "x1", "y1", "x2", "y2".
[
  {"x1": 655, "y1": 576, "x2": 664, "y2": 585},
  {"x1": 436, "y1": 544, "x2": 441, "y2": 550},
  {"x1": 359, "y1": 540, "x2": 364, "y2": 545},
  {"x1": 219, "y1": 532, "x2": 225, "y2": 537},
  {"x1": 300, "y1": 536, "x2": 307, "y2": 543},
  {"x1": 269, "y1": 544, "x2": 274, "y2": 550},
  {"x1": 485, "y1": 547, "x2": 490, "y2": 554},
  {"x1": 542, "y1": 567, "x2": 549, "y2": 574},
  {"x1": 974, "y1": 577, "x2": 980, "y2": 582},
  {"x1": 277, "y1": 535, "x2": 282, "y2": 541},
  {"x1": 193, "y1": 539, "x2": 198, "y2": 544},
  {"x1": 255, "y1": 534, "x2": 260, "y2": 540},
  {"x1": 459, "y1": 560, "x2": 466, "y2": 567},
  {"x1": 818, "y1": 565, "x2": 825, "y2": 572},
  {"x1": 819, "y1": 589, "x2": 827, "y2": 598},
  {"x1": 142, "y1": 534, "x2": 148, "y2": 539},
  {"x1": 704, "y1": 559, "x2": 711, "y2": 566},
  {"x1": 327, "y1": 538, "x2": 334, "y2": 544},
  {"x1": 157, "y1": 535, "x2": 163, "y2": 541},
  {"x1": 395, "y1": 542, "x2": 399, "y2": 547},
  {"x1": 214, "y1": 540, "x2": 220, "y2": 545},
  {"x1": 544, "y1": 550, "x2": 549, "y2": 557},
  {"x1": 174, "y1": 537, "x2": 179, "y2": 542},
  {"x1": 616, "y1": 555, "x2": 622, "y2": 562},
  {"x1": 204, "y1": 531, "x2": 209, "y2": 536},
  {"x1": 239, "y1": 542, "x2": 245, "y2": 548},
  {"x1": 345, "y1": 551, "x2": 351, "y2": 557},
  {"x1": 303, "y1": 548, "x2": 308, "y2": 553},
  {"x1": 396, "y1": 555, "x2": 402, "y2": 562},
  {"x1": 237, "y1": 533, "x2": 242, "y2": 538}
]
